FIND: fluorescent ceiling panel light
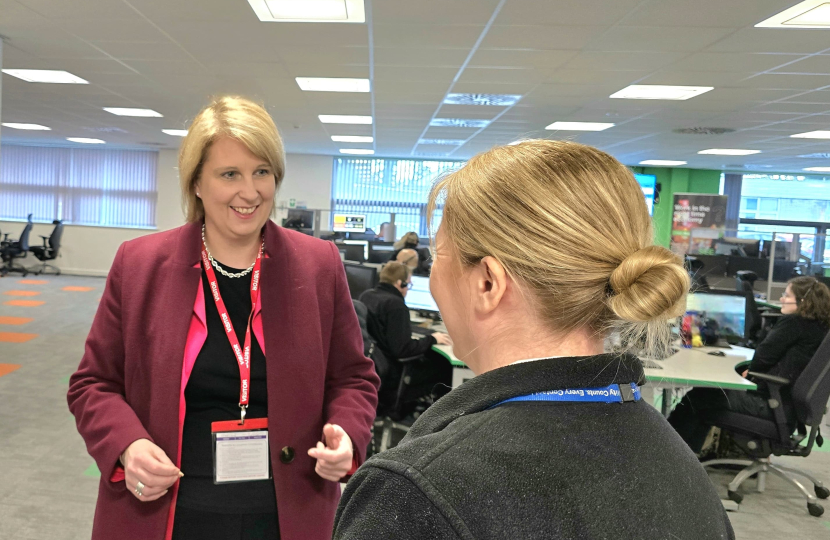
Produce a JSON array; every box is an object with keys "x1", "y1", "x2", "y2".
[
  {"x1": 67, "y1": 137, "x2": 105, "y2": 144},
  {"x1": 791, "y1": 130, "x2": 830, "y2": 139},
  {"x1": 698, "y1": 149, "x2": 761, "y2": 156},
  {"x1": 296, "y1": 77, "x2": 370, "y2": 92},
  {"x1": 443, "y1": 94, "x2": 522, "y2": 106},
  {"x1": 429, "y1": 118, "x2": 490, "y2": 128},
  {"x1": 545, "y1": 121, "x2": 615, "y2": 131},
  {"x1": 331, "y1": 135, "x2": 373, "y2": 143},
  {"x1": 639, "y1": 160, "x2": 687, "y2": 166},
  {"x1": 104, "y1": 107, "x2": 163, "y2": 117},
  {"x1": 2, "y1": 123, "x2": 51, "y2": 130},
  {"x1": 757, "y1": 1, "x2": 830, "y2": 28},
  {"x1": 340, "y1": 149, "x2": 374, "y2": 155},
  {"x1": 247, "y1": 0, "x2": 365, "y2": 23},
  {"x1": 419, "y1": 139, "x2": 465, "y2": 145},
  {"x1": 319, "y1": 115, "x2": 372, "y2": 124},
  {"x1": 610, "y1": 85, "x2": 714, "y2": 100},
  {"x1": 804, "y1": 167, "x2": 830, "y2": 172},
  {"x1": 162, "y1": 129, "x2": 188, "y2": 137},
  {"x1": 2, "y1": 69, "x2": 88, "y2": 84}
]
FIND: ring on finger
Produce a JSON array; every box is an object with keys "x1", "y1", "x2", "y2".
[{"x1": 135, "y1": 481, "x2": 145, "y2": 497}]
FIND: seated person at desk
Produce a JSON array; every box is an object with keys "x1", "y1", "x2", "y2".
[
  {"x1": 394, "y1": 248, "x2": 422, "y2": 274},
  {"x1": 334, "y1": 140, "x2": 734, "y2": 540},
  {"x1": 359, "y1": 262, "x2": 452, "y2": 398},
  {"x1": 391, "y1": 231, "x2": 430, "y2": 273},
  {"x1": 669, "y1": 276, "x2": 830, "y2": 454}
]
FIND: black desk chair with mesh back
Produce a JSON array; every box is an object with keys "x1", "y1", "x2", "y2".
[
  {"x1": 701, "y1": 332, "x2": 830, "y2": 517},
  {"x1": 29, "y1": 220, "x2": 64, "y2": 275},
  {"x1": 1, "y1": 214, "x2": 33, "y2": 277}
]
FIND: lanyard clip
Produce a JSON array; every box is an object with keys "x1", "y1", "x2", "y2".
[{"x1": 239, "y1": 404, "x2": 247, "y2": 425}]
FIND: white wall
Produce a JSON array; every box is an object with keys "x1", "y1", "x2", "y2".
[{"x1": 0, "y1": 151, "x2": 334, "y2": 276}]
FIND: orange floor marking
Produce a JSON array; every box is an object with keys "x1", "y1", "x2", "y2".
[
  {"x1": 4, "y1": 290, "x2": 41, "y2": 297},
  {"x1": 62, "y1": 286, "x2": 94, "y2": 292},
  {"x1": 0, "y1": 364, "x2": 21, "y2": 378},
  {"x1": 18, "y1": 280, "x2": 48, "y2": 285},
  {"x1": 0, "y1": 332, "x2": 38, "y2": 343},
  {"x1": 0, "y1": 316, "x2": 34, "y2": 325},
  {"x1": 3, "y1": 300, "x2": 45, "y2": 307}
]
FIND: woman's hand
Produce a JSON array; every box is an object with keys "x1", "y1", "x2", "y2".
[
  {"x1": 432, "y1": 332, "x2": 453, "y2": 346},
  {"x1": 741, "y1": 369, "x2": 749, "y2": 379},
  {"x1": 121, "y1": 438, "x2": 182, "y2": 501},
  {"x1": 308, "y1": 424, "x2": 353, "y2": 482}
]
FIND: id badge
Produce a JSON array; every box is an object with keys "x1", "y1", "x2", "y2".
[{"x1": 211, "y1": 417, "x2": 272, "y2": 484}]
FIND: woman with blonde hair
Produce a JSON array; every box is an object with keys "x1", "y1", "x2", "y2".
[
  {"x1": 333, "y1": 140, "x2": 733, "y2": 539},
  {"x1": 68, "y1": 96, "x2": 378, "y2": 540}
]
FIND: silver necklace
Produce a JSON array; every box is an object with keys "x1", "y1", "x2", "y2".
[{"x1": 201, "y1": 224, "x2": 262, "y2": 279}]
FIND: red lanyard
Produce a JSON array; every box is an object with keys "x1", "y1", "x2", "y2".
[{"x1": 200, "y1": 238, "x2": 263, "y2": 424}]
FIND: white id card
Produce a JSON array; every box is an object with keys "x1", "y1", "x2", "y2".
[{"x1": 211, "y1": 418, "x2": 272, "y2": 484}]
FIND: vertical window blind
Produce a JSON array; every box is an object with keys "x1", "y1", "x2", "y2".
[
  {"x1": 331, "y1": 157, "x2": 463, "y2": 237},
  {"x1": 0, "y1": 144, "x2": 158, "y2": 228}
]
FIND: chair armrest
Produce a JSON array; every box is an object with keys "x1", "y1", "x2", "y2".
[
  {"x1": 747, "y1": 371, "x2": 791, "y2": 386},
  {"x1": 39, "y1": 235, "x2": 49, "y2": 247},
  {"x1": 398, "y1": 355, "x2": 423, "y2": 364}
]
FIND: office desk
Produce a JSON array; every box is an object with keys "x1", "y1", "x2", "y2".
[{"x1": 757, "y1": 300, "x2": 782, "y2": 310}]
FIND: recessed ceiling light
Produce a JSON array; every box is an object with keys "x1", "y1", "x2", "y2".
[
  {"x1": 443, "y1": 94, "x2": 522, "y2": 106},
  {"x1": 419, "y1": 139, "x2": 465, "y2": 145},
  {"x1": 757, "y1": 0, "x2": 830, "y2": 28},
  {"x1": 296, "y1": 77, "x2": 370, "y2": 92},
  {"x1": 791, "y1": 130, "x2": 830, "y2": 139},
  {"x1": 804, "y1": 167, "x2": 830, "y2": 172},
  {"x1": 331, "y1": 135, "x2": 373, "y2": 143},
  {"x1": 545, "y1": 121, "x2": 615, "y2": 131},
  {"x1": 2, "y1": 69, "x2": 88, "y2": 84},
  {"x1": 247, "y1": 0, "x2": 365, "y2": 23},
  {"x1": 67, "y1": 137, "x2": 105, "y2": 144},
  {"x1": 104, "y1": 107, "x2": 163, "y2": 117},
  {"x1": 610, "y1": 85, "x2": 714, "y2": 100},
  {"x1": 340, "y1": 149, "x2": 374, "y2": 155},
  {"x1": 430, "y1": 118, "x2": 490, "y2": 128},
  {"x1": 698, "y1": 149, "x2": 761, "y2": 156},
  {"x1": 639, "y1": 160, "x2": 688, "y2": 166},
  {"x1": 319, "y1": 115, "x2": 373, "y2": 125},
  {"x1": 162, "y1": 129, "x2": 188, "y2": 137},
  {"x1": 2, "y1": 123, "x2": 51, "y2": 131}
]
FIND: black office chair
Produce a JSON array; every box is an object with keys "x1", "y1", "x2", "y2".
[
  {"x1": 687, "y1": 256, "x2": 711, "y2": 292},
  {"x1": 1, "y1": 214, "x2": 33, "y2": 277},
  {"x1": 701, "y1": 332, "x2": 830, "y2": 517},
  {"x1": 734, "y1": 271, "x2": 763, "y2": 344},
  {"x1": 29, "y1": 220, "x2": 64, "y2": 275}
]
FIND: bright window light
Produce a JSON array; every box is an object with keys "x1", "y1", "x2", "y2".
[
  {"x1": 419, "y1": 139, "x2": 465, "y2": 145},
  {"x1": 247, "y1": 0, "x2": 365, "y2": 23},
  {"x1": 444, "y1": 94, "x2": 522, "y2": 106},
  {"x1": 757, "y1": 1, "x2": 830, "y2": 28},
  {"x1": 340, "y1": 149, "x2": 374, "y2": 155},
  {"x1": 2, "y1": 69, "x2": 88, "y2": 84},
  {"x1": 104, "y1": 107, "x2": 163, "y2": 117},
  {"x1": 429, "y1": 118, "x2": 490, "y2": 128},
  {"x1": 331, "y1": 135, "x2": 373, "y2": 143},
  {"x1": 610, "y1": 85, "x2": 714, "y2": 100},
  {"x1": 162, "y1": 129, "x2": 188, "y2": 137},
  {"x1": 545, "y1": 121, "x2": 615, "y2": 131},
  {"x1": 296, "y1": 77, "x2": 370, "y2": 92},
  {"x1": 698, "y1": 149, "x2": 761, "y2": 156},
  {"x1": 319, "y1": 115, "x2": 373, "y2": 124},
  {"x1": 639, "y1": 160, "x2": 688, "y2": 166},
  {"x1": 791, "y1": 130, "x2": 830, "y2": 139},
  {"x1": 2, "y1": 123, "x2": 51, "y2": 130},
  {"x1": 804, "y1": 167, "x2": 830, "y2": 172},
  {"x1": 67, "y1": 138, "x2": 105, "y2": 144}
]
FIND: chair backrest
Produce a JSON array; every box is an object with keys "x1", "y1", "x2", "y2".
[
  {"x1": 49, "y1": 220, "x2": 64, "y2": 254},
  {"x1": 18, "y1": 214, "x2": 33, "y2": 252},
  {"x1": 352, "y1": 299, "x2": 392, "y2": 383},
  {"x1": 791, "y1": 330, "x2": 830, "y2": 426}
]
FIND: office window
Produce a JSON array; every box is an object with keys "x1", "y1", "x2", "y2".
[
  {"x1": 0, "y1": 144, "x2": 157, "y2": 228},
  {"x1": 331, "y1": 157, "x2": 463, "y2": 237}
]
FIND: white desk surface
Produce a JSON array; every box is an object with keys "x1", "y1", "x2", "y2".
[{"x1": 643, "y1": 346, "x2": 756, "y2": 391}]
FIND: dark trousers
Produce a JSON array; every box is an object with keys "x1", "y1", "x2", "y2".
[
  {"x1": 668, "y1": 388, "x2": 773, "y2": 453},
  {"x1": 172, "y1": 506, "x2": 280, "y2": 540}
]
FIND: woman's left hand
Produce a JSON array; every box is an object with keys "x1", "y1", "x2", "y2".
[{"x1": 308, "y1": 423, "x2": 353, "y2": 482}]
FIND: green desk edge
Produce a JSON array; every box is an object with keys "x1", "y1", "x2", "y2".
[{"x1": 432, "y1": 345, "x2": 466, "y2": 367}]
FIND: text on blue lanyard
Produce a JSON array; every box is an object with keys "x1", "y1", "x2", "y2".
[{"x1": 495, "y1": 383, "x2": 641, "y2": 407}]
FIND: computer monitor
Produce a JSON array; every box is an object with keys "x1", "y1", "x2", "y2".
[
  {"x1": 368, "y1": 241, "x2": 395, "y2": 264},
  {"x1": 342, "y1": 240, "x2": 368, "y2": 261},
  {"x1": 344, "y1": 263, "x2": 377, "y2": 300},
  {"x1": 714, "y1": 237, "x2": 761, "y2": 258},
  {"x1": 333, "y1": 214, "x2": 366, "y2": 233},
  {"x1": 686, "y1": 291, "x2": 749, "y2": 341},
  {"x1": 283, "y1": 209, "x2": 314, "y2": 229},
  {"x1": 634, "y1": 173, "x2": 656, "y2": 216},
  {"x1": 405, "y1": 275, "x2": 439, "y2": 313},
  {"x1": 338, "y1": 242, "x2": 366, "y2": 263}
]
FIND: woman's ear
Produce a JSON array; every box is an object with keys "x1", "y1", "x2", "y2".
[{"x1": 472, "y1": 256, "x2": 508, "y2": 315}]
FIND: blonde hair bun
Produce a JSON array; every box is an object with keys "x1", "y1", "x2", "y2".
[{"x1": 608, "y1": 245, "x2": 689, "y2": 323}]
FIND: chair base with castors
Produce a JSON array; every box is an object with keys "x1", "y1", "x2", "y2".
[{"x1": 30, "y1": 262, "x2": 61, "y2": 276}]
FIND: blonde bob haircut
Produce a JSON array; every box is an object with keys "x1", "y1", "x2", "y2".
[
  {"x1": 179, "y1": 96, "x2": 286, "y2": 223},
  {"x1": 428, "y1": 139, "x2": 690, "y2": 356}
]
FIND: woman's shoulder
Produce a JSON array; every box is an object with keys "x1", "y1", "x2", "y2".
[{"x1": 118, "y1": 224, "x2": 195, "y2": 264}]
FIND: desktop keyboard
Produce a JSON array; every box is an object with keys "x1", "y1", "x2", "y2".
[{"x1": 642, "y1": 359, "x2": 663, "y2": 370}]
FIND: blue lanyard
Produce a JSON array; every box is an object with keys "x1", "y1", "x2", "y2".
[{"x1": 494, "y1": 383, "x2": 641, "y2": 407}]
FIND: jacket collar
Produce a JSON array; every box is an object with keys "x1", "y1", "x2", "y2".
[
  {"x1": 406, "y1": 353, "x2": 646, "y2": 439},
  {"x1": 174, "y1": 219, "x2": 284, "y2": 268},
  {"x1": 377, "y1": 282, "x2": 404, "y2": 299}
]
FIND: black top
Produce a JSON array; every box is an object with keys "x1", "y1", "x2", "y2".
[
  {"x1": 358, "y1": 283, "x2": 435, "y2": 361},
  {"x1": 749, "y1": 314, "x2": 829, "y2": 388},
  {"x1": 334, "y1": 354, "x2": 735, "y2": 540},
  {"x1": 176, "y1": 260, "x2": 278, "y2": 514}
]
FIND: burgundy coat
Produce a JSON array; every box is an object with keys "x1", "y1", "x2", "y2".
[{"x1": 68, "y1": 220, "x2": 379, "y2": 540}]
